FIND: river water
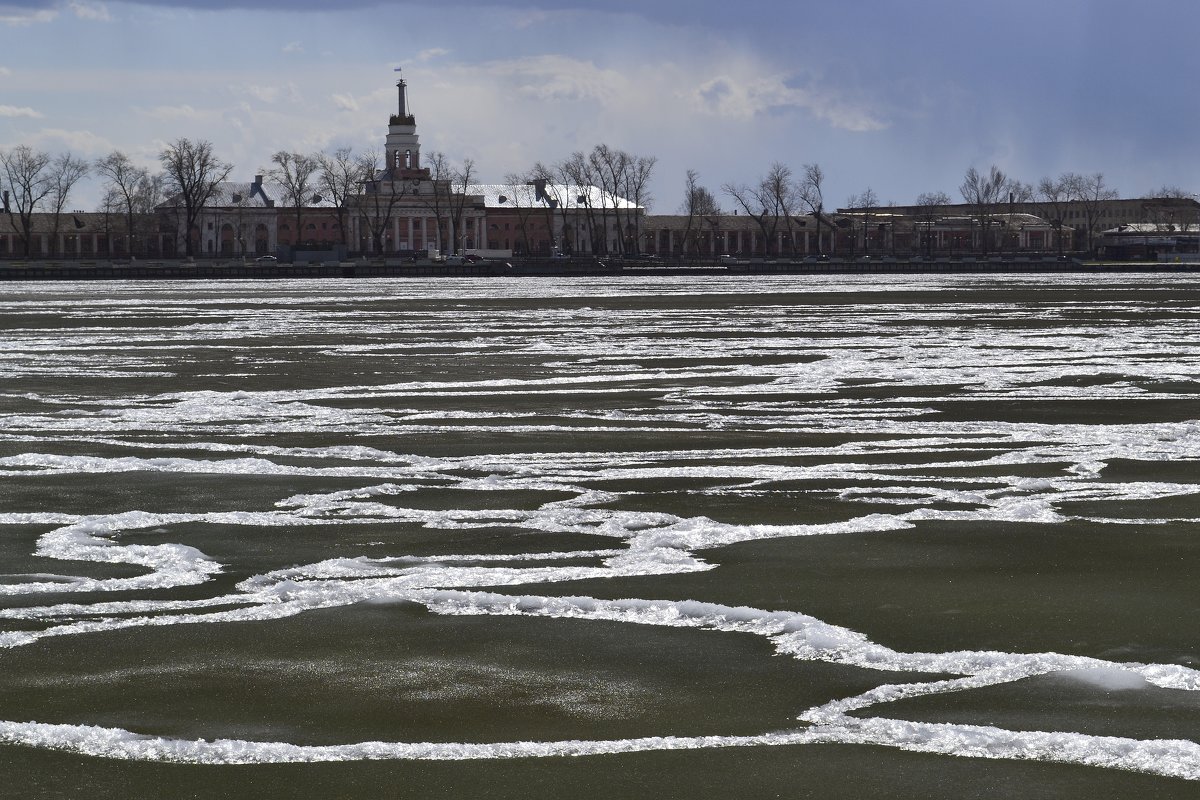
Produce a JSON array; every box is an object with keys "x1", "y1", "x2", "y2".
[{"x1": 0, "y1": 274, "x2": 1197, "y2": 798}]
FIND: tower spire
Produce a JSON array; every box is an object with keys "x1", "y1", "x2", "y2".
[
  {"x1": 394, "y1": 67, "x2": 408, "y2": 117},
  {"x1": 386, "y1": 69, "x2": 421, "y2": 172}
]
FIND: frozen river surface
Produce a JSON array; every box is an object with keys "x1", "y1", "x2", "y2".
[{"x1": 0, "y1": 274, "x2": 1198, "y2": 798}]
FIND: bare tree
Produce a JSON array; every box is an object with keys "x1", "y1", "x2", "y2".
[
  {"x1": 517, "y1": 148, "x2": 651, "y2": 256},
  {"x1": 0, "y1": 145, "x2": 53, "y2": 257},
  {"x1": 1037, "y1": 174, "x2": 1075, "y2": 255},
  {"x1": 317, "y1": 147, "x2": 365, "y2": 247},
  {"x1": 623, "y1": 155, "x2": 656, "y2": 254},
  {"x1": 413, "y1": 151, "x2": 456, "y2": 254},
  {"x1": 159, "y1": 138, "x2": 233, "y2": 257},
  {"x1": 723, "y1": 162, "x2": 796, "y2": 257},
  {"x1": 914, "y1": 191, "x2": 951, "y2": 256},
  {"x1": 845, "y1": 187, "x2": 878, "y2": 254},
  {"x1": 959, "y1": 165, "x2": 1008, "y2": 255},
  {"x1": 530, "y1": 161, "x2": 568, "y2": 254},
  {"x1": 1144, "y1": 185, "x2": 1191, "y2": 199},
  {"x1": 405, "y1": 151, "x2": 478, "y2": 255},
  {"x1": 265, "y1": 151, "x2": 320, "y2": 250},
  {"x1": 45, "y1": 153, "x2": 90, "y2": 256},
  {"x1": 95, "y1": 150, "x2": 151, "y2": 257},
  {"x1": 355, "y1": 148, "x2": 417, "y2": 254},
  {"x1": 681, "y1": 169, "x2": 720, "y2": 256},
  {"x1": 98, "y1": 186, "x2": 122, "y2": 255},
  {"x1": 797, "y1": 163, "x2": 829, "y2": 255},
  {"x1": 501, "y1": 172, "x2": 542, "y2": 255},
  {"x1": 446, "y1": 157, "x2": 477, "y2": 254},
  {"x1": 915, "y1": 190, "x2": 952, "y2": 207},
  {"x1": 1070, "y1": 172, "x2": 1118, "y2": 256},
  {"x1": 590, "y1": 144, "x2": 629, "y2": 255},
  {"x1": 557, "y1": 151, "x2": 607, "y2": 254},
  {"x1": 994, "y1": 179, "x2": 1033, "y2": 253},
  {"x1": 1006, "y1": 180, "x2": 1035, "y2": 204},
  {"x1": 766, "y1": 162, "x2": 801, "y2": 255},
  {"x1": 722, "y1": 181, "x2": 770, "y2": 257},
  {"x1": 133, "y1": 173, "x2": 167, "y2": 256}
]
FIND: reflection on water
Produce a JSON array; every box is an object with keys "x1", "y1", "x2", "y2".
[{"x1": 0, "y1": 275, "x2": 1198, "y2": 796}]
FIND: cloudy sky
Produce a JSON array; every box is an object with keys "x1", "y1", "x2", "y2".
[{"x1": 2, "y1": 0, "x2": 1198, "y2": 212}]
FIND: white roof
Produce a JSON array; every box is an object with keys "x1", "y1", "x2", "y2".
[
  {"x1": 469, "y1": 183, "x2": 640, "y2": 211},
  {"x1": 1104, "y1": 222, "x2": 1200, "y2": 234},
  {"x1": 159, "y1": 180, "x2": 284, "y2": 210}
]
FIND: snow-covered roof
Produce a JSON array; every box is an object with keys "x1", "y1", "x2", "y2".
[
  {"x1": 1104, "y1": 222, "x2": 1200, "y2": 234},
  {"x1": 469, "y1": 183, "x2": 640, "y2": 211},
  {"x1": 158, "y1": 180, "x2": 288, "y2": 210}
]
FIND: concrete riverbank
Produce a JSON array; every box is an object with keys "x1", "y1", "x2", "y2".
[{"x1": 1, "y1": 256, "x2": 1198, "y2": 280}]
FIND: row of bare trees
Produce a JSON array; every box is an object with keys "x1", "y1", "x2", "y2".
[
  {"x1": 476, "y1": 145, "x2": 656, "y2": 257},
  {"x1": 349, "y1": 149, "x2": 479, "y2": 255},
  {"x1": 1033, "y1": 172, "x2": 1119, "y2": 255},
  {"x1": 939, "y1": 166, "x2": 1119, "y2": 255},
  {"x1": 0, "y1": 146, "x2": 90, "y2": 257},
  {"x1": 0, "y1": 140, "x2": 228, "y2": 258},
  {"x1": 674, "y1": 160, "x2": 1129, "y2": 258},
  {"x1": 154, "y1": 140, "x2": 655, "y2": 258},
  {"x1": 0, "y1": 138, "x2": 479, "y2": 258},
  {"x1": 1, "y1": 135, "x2": 1165, "y2": 260},
  {"x1": 716, "y1": 163, "x2": 830, "y2": 256},
  {"x1": 524, "y1": 145, "x2": 656, "y2": 255}
]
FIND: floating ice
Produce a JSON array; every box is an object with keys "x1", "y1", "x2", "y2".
[
  {"x1": 1055, "y1": 667, "x2": 1152, "y2": 691},
  {"x1": 2, "y1": 275, "x2": 1199, "y2": 779}
]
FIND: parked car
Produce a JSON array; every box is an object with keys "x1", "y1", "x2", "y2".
[{"x1": 254, "y1": 255, "x2": 278, "y2": 263}]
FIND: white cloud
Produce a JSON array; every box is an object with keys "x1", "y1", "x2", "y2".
[
  {"x1": 0, "y1": 7, "x2": 56, "y2": 25},
  {"x1": 28, "y1": 127, "x2": 114, "y2": 155},
  {"x1": 243, "y1": 85, "x2": 280, "y2": 104},
  {"x1": 0, "y1": 66, "x2": 11, "y2": 77},
  {"x1": 331, "y1": 93, "x2": 359, "y2": 112},
  {"x1": 138, "y1": 103, "x2": 206, "y2": 121},
  {"x1": 69, "y1": 1, "x2": 110, "y2": 21},
  {"x1": 282, "y1": 41, "x2": 303, "y2": 54},
  {"x1": 416, "y1": 47, "x2": 449, "y2": 62},
  {"x1": 691, "y1": 73, "x2": 887, "y2": 132},
  {"x1": 0, "y1": 105, "x2": 42, "y2": 118},
  {"x1": 484, "y1": 55, "x2": 625, "y2": 104}
]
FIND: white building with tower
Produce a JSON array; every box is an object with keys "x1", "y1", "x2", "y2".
[{"x1": 346, "y1": 74, "x2": 487, "y2": 257}]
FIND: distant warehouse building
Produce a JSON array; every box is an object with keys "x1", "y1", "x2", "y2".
[{"x1": 1098, "y1": 223, "x2": 1200, "y2": 261}]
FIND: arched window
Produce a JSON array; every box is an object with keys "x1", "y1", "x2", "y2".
[{"x1": 404, "y1": 150, "x2": 411, "y2": 169}]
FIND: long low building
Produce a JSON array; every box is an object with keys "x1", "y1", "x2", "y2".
[
  {"x1": 6, "y1": 76, "x2": 1196, "y2": 261},
  {"x1": 637, "y1": 211, "x2": 1060, "y2": 258},
  {"x1": 0, "y1": 210, "x2": 171, "y2": 258}
]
